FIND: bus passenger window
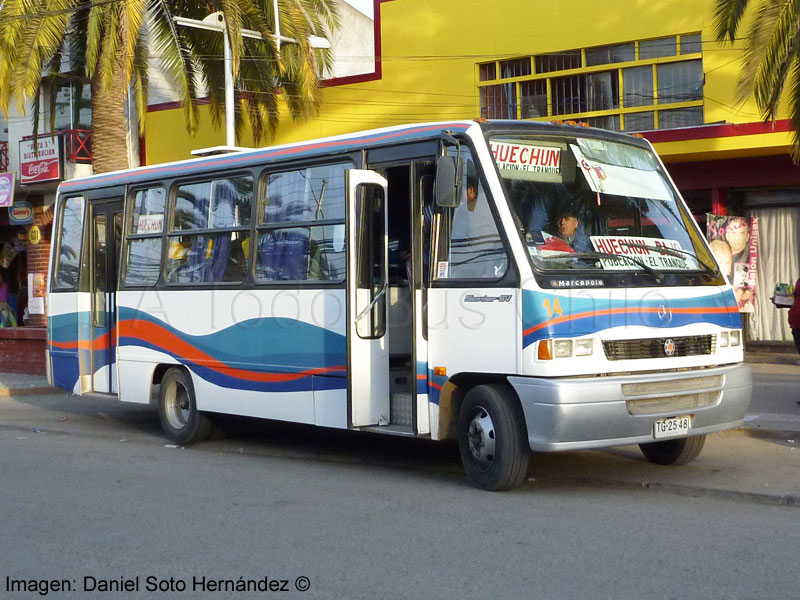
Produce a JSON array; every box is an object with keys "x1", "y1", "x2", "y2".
[
  {"x1": 53, "y1": 196, "x2": 85, "y2": 290},
  {"x1": 124, "y1": 187, "x2": 165, "y2": 286},
  {"x1": 166, "y1": 177, "x2": 253, "y2": 284},
  {"x1": 255, "y1": 163, "x2": 348, "y2": 283}
]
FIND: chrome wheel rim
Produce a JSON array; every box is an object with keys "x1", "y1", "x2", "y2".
[
  {"x1": 164, "y1": 380, "x2": 191, "y2": 430},
  {"x1": 466, "y1": 405, "x2": 496, "y2": 470}
]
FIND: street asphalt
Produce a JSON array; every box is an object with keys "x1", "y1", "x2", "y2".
[{"x1": 0, "y1": 361, "x2": 798, "y2": 505}]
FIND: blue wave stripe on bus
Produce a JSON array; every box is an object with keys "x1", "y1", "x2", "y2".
[
  {"x1": 521, "y1": 289, "x2": 740, "y2": 348},
  {"x1": 117, "y1": 307, "x2": 347, "y2": 393}
]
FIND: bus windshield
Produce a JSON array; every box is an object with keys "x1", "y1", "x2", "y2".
[{"x1": 490, "y1": 134, "x2": 716, "y2": 277}]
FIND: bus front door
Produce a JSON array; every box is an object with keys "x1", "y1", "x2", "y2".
[
  {"x1": 89, "y1": 200, "x2": 123, "y2": 394},
  {"x1": 347, "y1": 170, "x2": 390, "y2": 427}
]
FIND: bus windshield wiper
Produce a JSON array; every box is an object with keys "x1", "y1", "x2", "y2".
[{"x1": 618, "y1": 242, "x2": 719, "y2": 278}]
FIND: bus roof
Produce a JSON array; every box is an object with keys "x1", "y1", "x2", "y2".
[
  {"x1": 58, "y1": 119, "x2": 651, "y2": 193},
  {"x1": 59, "y1": 120, "x2": 476, "y2": 193}
]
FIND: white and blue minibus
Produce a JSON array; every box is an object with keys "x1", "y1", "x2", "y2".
[{"x1": 47, "y1": 120, "x2": 752, "y2": 490}]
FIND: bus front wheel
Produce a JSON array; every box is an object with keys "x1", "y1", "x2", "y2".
[
  {"x1": 458, "y1": 384, "x2": 529, "y2": 491},
  {"x1": 639, "y1": 434, "x2": 706, "y2": 465},
  {"x1": 158, "y1": 368, "x2": 212, "y2": 445}
]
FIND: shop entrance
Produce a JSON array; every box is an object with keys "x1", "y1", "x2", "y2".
[{"x1": 90, "y1": 199, "x2": 123, "y2": 393}]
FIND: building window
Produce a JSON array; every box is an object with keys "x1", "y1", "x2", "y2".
[
  {"x1": 658, "y1": 106, "x2": 704, "y2": 129},
  {"x1": 535, "y1": 50, "x2": 582, "y2": 74},
  {"x1": 500, "y1": 58, "x2": 531, "y2": 79},
  {"x1": 520, "y1": 80, "x2": 547, "y2": 118},
  {"x1": 53, "y1": 81, "x2": 91, "y2": 131},
  {"x1": 623, "y1": 65, "x2": 654, "y2": 108},
  {"x1": 657, "y1": 60, "x2": 703, "y2": 103},
  {"x1": 551, "y1": 71, "x2": 618, "y2": 116},
  {"x1": 623, "y1": 111, "x2": 655, "y2": 131},
  {"x1": 680, "y1": 34, "x2": 702, "y2": 55},
  {"x1": 639, "y1": 37, "x2": 677, "y2": 60},
  {"x1": 586, "y1": 43, "x2": 635, "y2": 66},
  {"x1": 478, "y1": 33, "x2": 704, "y2": 133},
  {"x1": 480, "y1": 84, "x2": 516, "y2": 119},
  {"x1": 479, "y1": 63, "x2": 496, "y2": 82}
]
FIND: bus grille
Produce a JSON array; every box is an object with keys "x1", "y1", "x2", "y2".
[
  {"x1": 602, "y1": 335, "x2": 716, "y2": 361},
  {"x1": 622, "y1": 375, "x2": 723, "y2": 416}
]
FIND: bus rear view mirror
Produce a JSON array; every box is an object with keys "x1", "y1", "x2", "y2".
[{"x1": 435, "y1": 156, "x2": 461, "y2": 208}]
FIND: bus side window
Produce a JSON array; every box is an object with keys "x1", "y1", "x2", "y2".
[
  {"x1": 53, "y1": 196, "x2": 86, "y2": 291},
  {"x1": 255, "y1": 163, "x2": 348, "y2": 283},
  {"x1": 124, "y1": 187, "x2": 165, "y2": 287},
  {"x1": 434, "y1": 151, "x2": 508, "y2": 282},
  {"x1": 166, "y1": 176, "x2": 252, "y2": 284}
]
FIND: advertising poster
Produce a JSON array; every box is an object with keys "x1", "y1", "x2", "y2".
[
  {"x1": 28, "y1": 272, "x2": 45, "y2": 315},
  {"x1": 19, "y1": 135, "x2": 62, "y2": 184},
  {"x1": 707, "y1": 214, "x2": 759, "y2": 313},
  {"x1": 0, "y1": 172, "x2": 15, "y2": 207}
]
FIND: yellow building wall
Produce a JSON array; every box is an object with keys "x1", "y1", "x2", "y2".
[{"x1": 144, "y1": 0, "x2": 792, "y2": 165}]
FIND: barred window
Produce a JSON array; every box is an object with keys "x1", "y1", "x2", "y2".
[{"x1": 477, "y1": 33, "x2": 704, "y2": 133}]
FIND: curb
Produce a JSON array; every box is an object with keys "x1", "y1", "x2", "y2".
[
  {"x1": 0, "y1": 386, "x2": 57, "y2": 397},
  {"x1": 546, "y1": 476, "x2": 800, "y2": 507}
]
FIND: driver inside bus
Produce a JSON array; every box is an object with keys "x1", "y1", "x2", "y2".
[{"x1": 541, "y1": 205, "x2": 589, "y2": 253}]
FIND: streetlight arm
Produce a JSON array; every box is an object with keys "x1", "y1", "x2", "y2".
[{"x1": 172, "y1": 16, "x2": 330, "y2": 48}]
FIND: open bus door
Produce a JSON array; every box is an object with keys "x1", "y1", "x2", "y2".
[
  {"x1": 88, "y1": 198, "x2": 123, "y2": 394},
  {"x1": 347, "y1": 170, "x2": 390, "y2": 427}
]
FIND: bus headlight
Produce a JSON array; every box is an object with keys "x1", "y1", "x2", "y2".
[
  {"x1": 719, "y1": 330, "x2": 741, "y2": 348},
  {"x1": 554, "y1": 340, "x2": 573, "y2": 358},
  {"x1": 538, "y1": 338, "x2": 594, "y2": 360},
  {"x1": 719, "y1": 331, "x2": 729, "y2": 348},
  {"x1": 575, "y1": 339, "x2": 594, "y2": 356}
]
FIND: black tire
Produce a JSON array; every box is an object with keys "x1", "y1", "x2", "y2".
[
  {"x1": 639, "y1": 434, "x2": 706, "y2": 466},
  {"x1": 158, "y1": 368, "x2": 213, "y2": 445},
  {"x1": 458, "y1": 384, "x2": 529, "y2": 491}
]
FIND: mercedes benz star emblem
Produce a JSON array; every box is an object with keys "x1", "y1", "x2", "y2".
[{"x1": 657, "y1": 304, "x2": 672, "y2": 322}]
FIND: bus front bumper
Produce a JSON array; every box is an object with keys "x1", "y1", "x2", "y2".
[{"x1": 508, "y1": 363, "x2": 752, "y2": 452}]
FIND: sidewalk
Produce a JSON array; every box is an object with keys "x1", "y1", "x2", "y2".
[{"x1": 0, "y1": 371, "x2": 53, "y2": 397}]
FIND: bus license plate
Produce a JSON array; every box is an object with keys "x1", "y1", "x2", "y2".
[{"x1": 653, "y1": 415, "x2": 691, "y2": 439}]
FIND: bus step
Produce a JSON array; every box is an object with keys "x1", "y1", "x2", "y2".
[{"x1": 390, "y1": 393, "x2": 413, "y2": 427}]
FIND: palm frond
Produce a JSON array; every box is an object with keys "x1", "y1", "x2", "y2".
[
  {"x1": 788, "y1": 54, "x2": 800, "y2": 160},
  {"x1": 10, "y1": 0, "x2": 75, "y2": 111},
  {"x1": 147, "y1": 0, "x2": 201, "y2": 135},
  {"x1": 714, "y1": 0, "x2": 751, "y2": 43}
]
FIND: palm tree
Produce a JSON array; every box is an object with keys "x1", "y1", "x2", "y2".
[
  {"x1": 714, "y1": 0, "x2": 800, "y2": 159},
  {"x1": 0, "y1": 0, "x2": 338, "y2": 173}
]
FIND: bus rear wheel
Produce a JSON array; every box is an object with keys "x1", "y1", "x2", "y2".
[
  {"x1": 639, "y1": 434, "x2": 706, "y2": 465},
  {"x1": 458, "y1": 384, "x2": 529, "y2": 491},
  {"x1": 159, "y1": 367, "x2": 212, "y2": 445}
]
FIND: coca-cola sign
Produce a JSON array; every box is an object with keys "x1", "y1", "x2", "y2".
[
  {"x1": 0, "y1": 172, "x2": 14, "y2": 207},
  {"x1": 19, "y1": 135, "x2": 62, "y2": 184}
]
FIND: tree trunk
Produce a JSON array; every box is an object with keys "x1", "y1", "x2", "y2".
[{"x1": 90, "y1": 57, "x2": 130, "y2": 174}]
